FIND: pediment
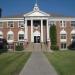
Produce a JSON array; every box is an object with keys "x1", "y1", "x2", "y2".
[{"x1": 24, "y1": 10, "x2": 50, "y2": 17}]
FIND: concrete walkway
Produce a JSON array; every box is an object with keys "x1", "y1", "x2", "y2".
[{"x1": 19, "y1": 52, "x2": 58, "y2": 75}]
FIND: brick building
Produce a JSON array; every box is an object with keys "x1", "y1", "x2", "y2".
[{"x1": 0, "y1": 3, "x2": 75, "y2": 51}]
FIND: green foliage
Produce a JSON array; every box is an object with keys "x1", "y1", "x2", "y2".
[
  {"x1": 15, "y1": 43, "x2": 24, "y2": 51},
  {"x1": 0, "y1": 39, "x2": 8, "y2": 53},
  {"x1": 50, "y1": 25, "x2": 59, "y2": 50}
]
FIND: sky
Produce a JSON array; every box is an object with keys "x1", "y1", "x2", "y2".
[{"x1": 0, "y1": 0, "x2": 75, "y2": 17}]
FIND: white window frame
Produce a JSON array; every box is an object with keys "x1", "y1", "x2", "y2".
[
  {"x1": 60, "y1": 42, "x2": 67, "y2": 49},
  {"x1": 71, "y1": 34, "x2": 75, "y2": 41},
  {"x1": 71, "y1": 21, "x2": 75, "y2": 29},
  {"x1": 18, "y1": 21, "x2": 24, "y2": 28},
  {"x1": 0, "y1": 31, "x2": 3, "y2": 38},
  {"x1": 7, "y1": 34, "x2": 14, "y2": 40},
  {"x1": 7, "y1": 21, "x2": 14, "y2": 28},
  {"x1": 60, "y1": 21, "x2": 66, "y2": 28},
  {"x1": 18, "y1": 34, "x2": 24, "y2": 41},
  {"x1": 60, "y1": 34, "x2": 67, "y2": 39},
  {"x1": 0, "y1": 22, "x2": 3, "y2": 28}
]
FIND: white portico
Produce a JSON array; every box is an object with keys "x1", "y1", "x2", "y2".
[{"x1": 24, "y1": 3, "x2": 50, "y2": 43}]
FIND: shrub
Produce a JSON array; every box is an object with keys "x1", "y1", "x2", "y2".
[
  {"x1": 50, "y1": 25, "x2": 59, "y2": 50},
  {"x1": 68, "y1": 41, "x2": 75, "y2": 50},
  {"x1": 15, "y1": 44, "x2": 24, "y2": 51},
  {"x1": 0, "y1": 38, "x2": 8, "y2": 53}
]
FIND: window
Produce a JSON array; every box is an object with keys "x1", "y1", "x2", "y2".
[
  {"x1": 8, "y1": 34, "x2": 13, "y2": 40},
  {"x1": 61, "y1": 43, "x2": 66, "y2": 49},
  {"x1": 27, "y1": 20, "x2": 31, "y2": 26},
  {"x1": 72, "y1": 34, "x2": 75, "y2": 40},
  {"x1": 49, "y1": 21, "x2": 55, "y2": 25},
  {"x1": 60, "y1": 21, "x2": 66, "y2": 28},
  {"x1": 7, "y1": 31, "x2": 14, "y2": 41},
  {"x1": 19, "y1": 34, "x2": 24, "y2": 40},
  {"x1": 0, "y1": 34, "x2": 3, "y2": 38},
  {"x1": 0, "y1": 22, "x2": 3, "y2": 28},
  {"x1": 18, "y1": 21, "x2": 24, "y2": 28},
  {"x1": 8, "y1": 21, "x2": 14, "y2": 28},
  {"x1": 60, "y1": 34, "x2": 66, "y2": 39},
  {"x1": 0, "y1": 31, "x2": 3, "y2": 38},
  {"x1": 19, "y1": 42, "x2": 24, "y2": 45},
  {"x1": 43, "y1": 20, "x2": 46, "y2": 26},
  {"x1": 71, "y1": 21, "x2": 75, "y2": 29}
]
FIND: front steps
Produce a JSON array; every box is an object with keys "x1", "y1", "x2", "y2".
[{"x1": 25, "y1": 43, "x2": 50, "y2": 52}]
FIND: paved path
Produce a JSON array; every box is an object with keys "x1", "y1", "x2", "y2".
[{"x1": 19, "y1": 52, "x2": 58, "y2": 75}]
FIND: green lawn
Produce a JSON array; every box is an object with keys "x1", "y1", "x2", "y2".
[
  {"x1": 0, "y1": 52, "x2": 31, "y2": 75},
  {"x1": 45, "y1": 51, "x2": 75, "y2": 75}
]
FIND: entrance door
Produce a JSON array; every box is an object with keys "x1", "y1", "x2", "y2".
[{"x1": 34, "y1": 36, "x2": 40, "y2": 43}]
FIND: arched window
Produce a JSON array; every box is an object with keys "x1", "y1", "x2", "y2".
[
  {"x1": 60, "y1": 29, "x2": 67, "y2": 49},
  {"x1": 60, "y1": 29, "x2": 67, "y2": 39},
  {"x1": 7, "y1": 31, "x2": 14, "y2": 41},
  {"x1": 18, "y1": 30, "x2": 24, "y2": 41},
  {"x1": 0, "y1": 31, "x2": 3, "y2": 38}
]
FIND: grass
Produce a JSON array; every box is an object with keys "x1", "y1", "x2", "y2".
[
  {"x1": 45, "y1": 51, "x2": 75, "y2": 75},
  {"x1": 0, "y1": 52, "x2": 31, "y2": 75}
]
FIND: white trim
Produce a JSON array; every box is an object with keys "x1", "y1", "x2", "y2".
[
  {"x1": 41, "y1": 19, "x2": 43, "y2": 42},
  {"x1": 33, "y1": 31, "x2": 40, "y2": 36},
  {"x1": 24, "y1": 10, "x2": 50, "y2": 17},
  {"x1": 0, "y1": 22, "x2": 3, "y2": 28},
  {"x1": 47, "y1": 19, "x2": 50, "y2": 41},
  {"x1": 7, "y1": 30, "x2": 14, "y2": 43},
  {"x1": 60, "y1": 29, "x2": 67, "y2": 34},
  {"x1": 18, "y1": 30, "x2": 24, "y2": 41},
  {"x1": 0, "y1": 31, "x2": 3, "y2": 38},
  {"x1": 24, "y1": 19, "x2": 28, "y2": 41},
  {"x1": 18, "y1": 21, "x2": 24, "y2": 28},
  {"x1": 31, "y1": 20, "x2": 34, "y2": 42},
  {"x1": 7, "y1": 21, "x2": 14, "y2": 28}
]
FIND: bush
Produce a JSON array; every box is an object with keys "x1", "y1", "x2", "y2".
[
  {"x1": 15, "y1": 44, "x2": 24, "y2": 51},
  {"x1": 68, "y1": 41, "x2": 75, "y2": 50},
  {"x1": 50, "y1": 25, "x2": 59, "y2": 50},
  {"x1": 0, "y1": 38, "x2": 8, "y2": 53},
  {"x1": 51, "y1": 45, "x2": 59, "y2": 50}
]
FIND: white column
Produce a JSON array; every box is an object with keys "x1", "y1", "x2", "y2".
[
  {"x1": 25, "y1": 19, "x2": 28, "y2": 41},
  {"x1": 41, "y1": 19, "x2": 43, "y2": 42},
  {"x1": 31, "y1": 20, "x2": 34, "y2": 42},
  {"x1": 47, "y1": 19, "x2": 50, "y2": 41}
]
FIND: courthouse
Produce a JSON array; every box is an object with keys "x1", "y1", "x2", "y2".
[{"x1": 0, "y1": 3, "x2": 75, "y2": 50}]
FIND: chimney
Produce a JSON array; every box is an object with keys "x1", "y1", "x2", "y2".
[{"x1": 0, "y1": 8, "x2": 2, "y2": 18}]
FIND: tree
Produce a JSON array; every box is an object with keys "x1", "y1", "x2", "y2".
[{"x1": 50, "y1": 24, "x2": 59, "y2": 50}]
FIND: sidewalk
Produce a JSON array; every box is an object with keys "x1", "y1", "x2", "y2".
[{"x1": 19, "y1": 52, "x2": 58, "y2": 75}]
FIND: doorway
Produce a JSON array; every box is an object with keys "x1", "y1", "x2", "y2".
[{"x1": 34, "y1": 36, "x2": 40, "y2": 43}]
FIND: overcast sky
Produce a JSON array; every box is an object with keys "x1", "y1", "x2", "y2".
[{"x1": 0, "y1": 0, "x2": 75, "y2": 16}]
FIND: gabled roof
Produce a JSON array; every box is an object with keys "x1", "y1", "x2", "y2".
[
  {"x1": 24, "y1": 3, "x2": 50, "y2": 17},
  {"x1": 24, "y1": 10, "x2": 50, "y2": 17}
]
